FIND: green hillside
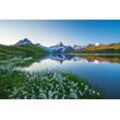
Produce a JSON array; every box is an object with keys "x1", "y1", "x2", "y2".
[
  {"x1": 0, "y1": 44, "x2": 47, "y2": 60},
  {"x1": 75, "y1": 43, "x2": 120, "y2": 53}
]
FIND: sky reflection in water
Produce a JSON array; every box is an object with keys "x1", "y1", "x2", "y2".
[{"x1": 18, "y1": 54, "x2": 120, "y2": 98}]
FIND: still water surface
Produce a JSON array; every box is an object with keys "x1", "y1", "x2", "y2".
[{"x1": 18, "y1": 54, "x2": 120, "y2": 98}]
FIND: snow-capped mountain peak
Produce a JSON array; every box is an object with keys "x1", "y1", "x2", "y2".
[
  {"x1": 50, "y1": 42, "x2": 73, "y2": 53},
  {"x1": 15, "y1": 39, "x2": 74, "y2": 53},
  {"x1": 15, "y1": 38, "x2": 32, "y2": 46}
]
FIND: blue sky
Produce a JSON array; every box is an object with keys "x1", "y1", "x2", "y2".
[{"x1": 0, "y1": 20, "x2": 120, "y2": 46}]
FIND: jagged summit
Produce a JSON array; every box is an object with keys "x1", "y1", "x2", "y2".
[
  {"x1": 59, "y1": 42, "x2": 64, "y2": 46},
  {"x1": 50, "y1": 42, "x2": 73, "y2": 53},
  {"x1": 15, "y1": 38, "x2": 32, "y2": 46}
]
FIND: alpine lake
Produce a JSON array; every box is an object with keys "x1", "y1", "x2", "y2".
[{"x1": 1, "y1": 53, "x2": 120, "y2": 99}]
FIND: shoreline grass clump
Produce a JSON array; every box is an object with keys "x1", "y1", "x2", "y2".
[{"x1": 0, "y1": 66, "x2": 102, "y2": 99}]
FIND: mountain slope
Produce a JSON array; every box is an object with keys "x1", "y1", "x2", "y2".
[
  {"x1": 75, "y1": 43, "x2": 120, "y2": 53},
  {"x1": 0, "y1": 44, "x2": 47, "y2": 60},
  {"x1": 36, "y1": 43, "x2": 52, "y2": 52},
  {"x1": 15, "y1": 39, "x2": 74, "y2": 53}
]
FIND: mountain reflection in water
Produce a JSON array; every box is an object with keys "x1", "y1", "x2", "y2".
[
  {"x1": 48, "y1": 54, "x2": 120, "y2": 64},
  {"x1": 16, "y1": 54, "x2": 120, "y2": 98}
]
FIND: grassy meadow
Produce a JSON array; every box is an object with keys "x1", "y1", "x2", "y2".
[
  {"x1": 0, "y1": 64, "x2": 102, "y2": 99},
  {"x1": 1, "y1": 42, "x2": 120, "y2": 99},
  {"x1": 0, "y1": 44, "x2": 47, "y2": 60},
  {"x1": 0, "y1": 44, "x2": 102, "y2": 99}
]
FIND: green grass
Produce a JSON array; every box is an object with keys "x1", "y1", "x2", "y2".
[
  {"x1": 0, "y1": 65, "x2": 102, "y2": 99},
  {"x1": 0, "y1": 44, "x2": 103, "y2": 99},
  {"x1": 0, "y1": 44, "x2": 47, "y2": 60}
]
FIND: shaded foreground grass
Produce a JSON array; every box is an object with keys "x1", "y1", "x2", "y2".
[{"x1": 0, "y1": 67, "x2": 102, "y2": 99}]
